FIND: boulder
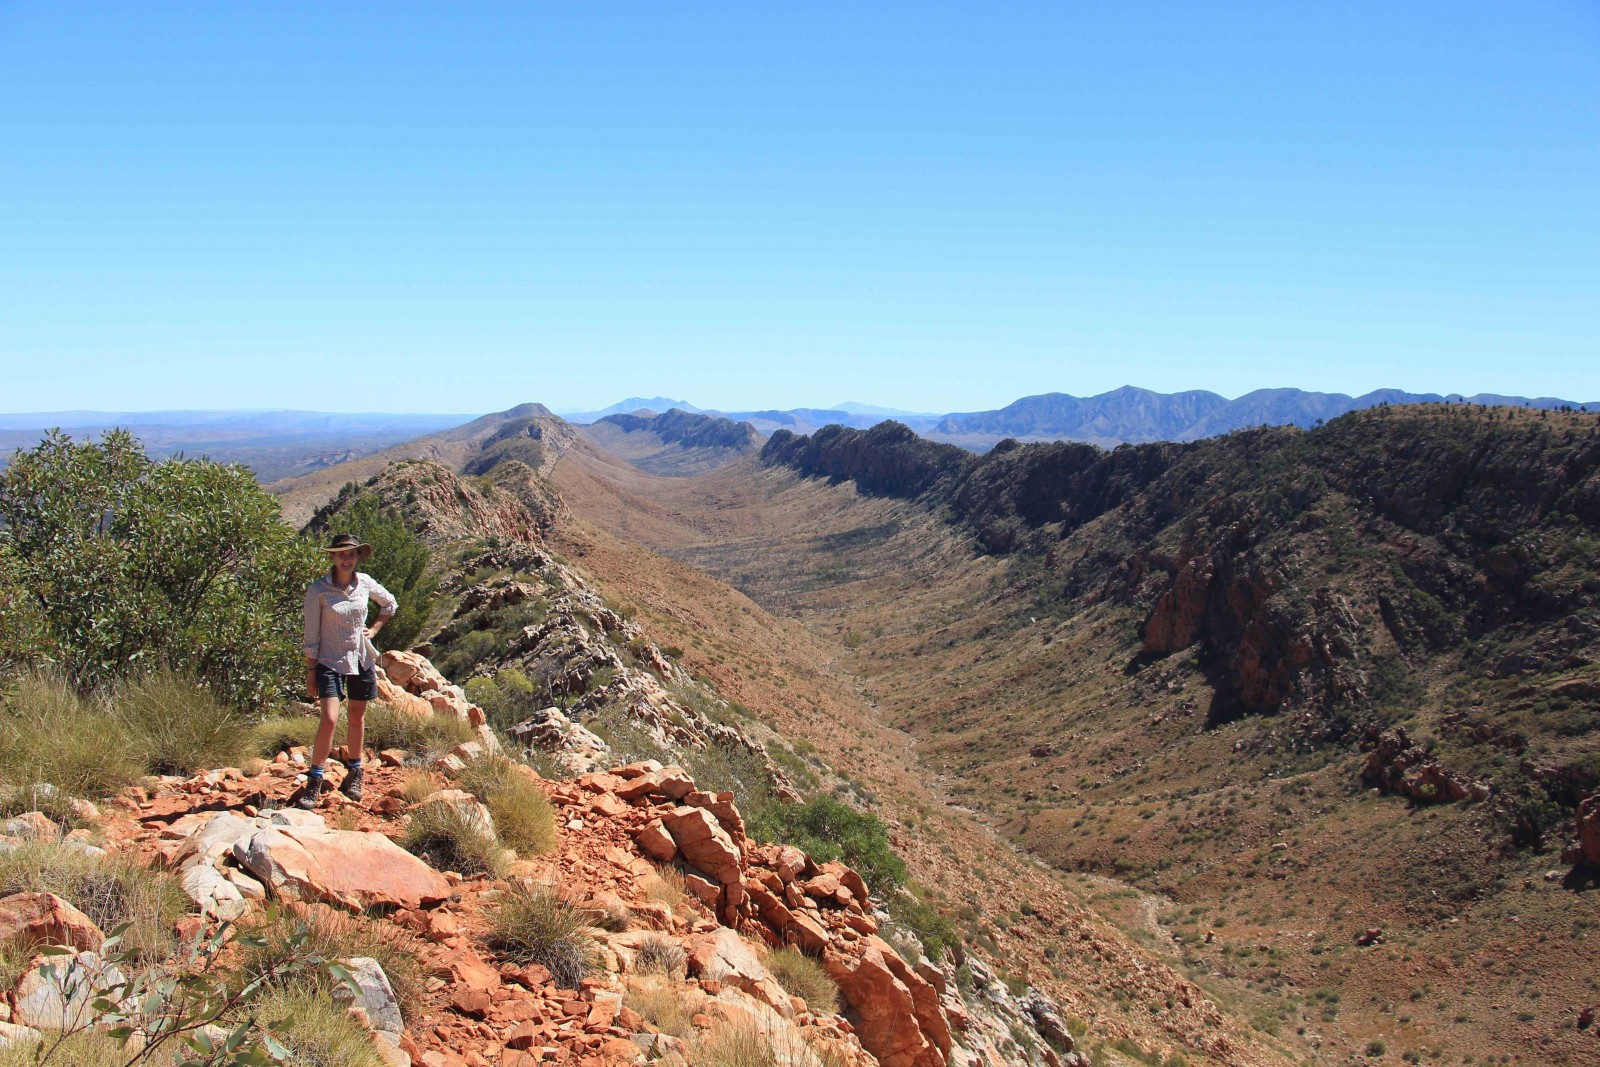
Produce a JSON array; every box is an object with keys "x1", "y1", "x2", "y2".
[
  {"x1": 823, "y1": 936, "x2": 951, "y2": 1067},
  {"x1": 11, "y1": 951, "x2": 126, "y2": 1030},
  {"x1": 631, "y1": 820, "x2": 677, "y2": 862},
  {"x1": 180, "y1": 863, "x2": 248, "y2": 922},
  {"x1": 334, "y1": 956, "x2": 405, "y2": 1037},
  {"x1": 234, "y1": 824, "x2": 452, "y2": 912},
  {"x1": 379, "y1": 650, "x2": 447, "y2": 693},
  {"x1": 1577, "y1": 793, "x2": 1600, "y2": 868},
  {"x1": 0, "y1": 892, "x2": 103, "y2": 954},
  {"x1": 661, "y1": 807, "x2": 742, "y2": 886}
]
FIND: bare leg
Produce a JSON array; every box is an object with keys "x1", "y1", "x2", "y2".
[
  {"x1": 345, "y1": 699, "x2": 367, "y2": 762},
  {"x1": 311, "y1": 696, "x2": 342, "y2": 767}
]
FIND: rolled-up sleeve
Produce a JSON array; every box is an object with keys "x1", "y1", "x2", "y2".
[
  {"x1": 302, "y1": 585, "x2": 322, "y2": 660},
  {"x1": 366, "y1": 575, "x2": 398, "y2": 620}
]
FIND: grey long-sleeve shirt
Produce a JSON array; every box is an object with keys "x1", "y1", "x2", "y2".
[{"x1": 302, "y1": 572, "x2": 398, "y2": 674}]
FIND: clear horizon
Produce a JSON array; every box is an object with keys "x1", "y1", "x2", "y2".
[{"x1": 3, "y1": 3, "x2": 1597, "y2": 413}]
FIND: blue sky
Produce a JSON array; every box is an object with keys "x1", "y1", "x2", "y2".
[{"x1": 2, "y1": 2, "x2": 1596, "y2": 414}]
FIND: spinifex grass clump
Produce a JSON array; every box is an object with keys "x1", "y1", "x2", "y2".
[
  {"x1": 455, "y1": 754, "x2": 557, "y2": 855},
  {"x1": 633, "y1": 935, "x2": 687, "y2": 978},
  {"x1": 237, "y1": 903, "x2": 426, "y2": 1022},
  {"x1": 0, "y1": 672, "x2": 142, "y2": 798},
  {"x1": 114, "y1": 667, "x2": 256, "y2": 777},
  {"x1": 247, "y1": 987, "x2": 389, "y2": 1067},
  {"x1": 485, "y1": 883, "x2": 599, "y2": 989},
  {"x1": 763, "y1": 946, "x2": 839, "y2": 1012},
  {"x1": 400, "y1": 801, "x2": 508, "y2": 878}
]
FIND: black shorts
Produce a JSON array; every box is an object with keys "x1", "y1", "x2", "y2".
[{"x1": 314, "y1": 664, "x2": 378, "y2": 701}]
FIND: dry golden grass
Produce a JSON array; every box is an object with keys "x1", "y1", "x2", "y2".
[
  {"x1": 763, "y1": 947, "x2": 839, "y2": 1013},
  {"x1": 642, "y1": 866, "x2": 689, "y2": 911},
  {"x1": 625, "y1": 975, "x2": 697, "y2": 1036},
  {"x1": 398, "y1": 772, "x2": 440, "y2": 805},
  {"x1": 455, "y1": 755, "x2": 557, "y2": 855},
  {"x1": 238, "y1": 902, "x2": 426, "y2": 1023}
]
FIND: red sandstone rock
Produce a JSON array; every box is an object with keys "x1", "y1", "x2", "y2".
[
  {"x1": 0, "y1": 892, "x2": 103, "y2": 954},
  {"x1": 235, "y1": 824, "x2": 452, "y2": 912},
  {"x1": 631, "y1": 820, "x2": 677, "y2": 862},
  {"x1": 661, "y1": 807, "x2": 741, "y2": 886},
  {"x1": 824, "y1": 936, "x2": 951, "y2": 1067}
]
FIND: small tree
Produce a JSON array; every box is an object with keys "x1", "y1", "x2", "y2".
[
  {"x1": 305, "y1": 491, "x2": 437, "y2": 651},
  {"x1": 0, "y1": 430, "x2": 322, "y2": 707}
]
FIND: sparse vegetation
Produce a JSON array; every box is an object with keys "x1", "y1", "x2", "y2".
[
  {"x1": 625, "y1": 975, "x2": 696, "y2": 1036},
  {"x1": 764, "y1": 947, "x2": 839, "y2": 1011},
  {"x1": 0, "y1": 840, "x2": 187, "y2": 964},
  {"x1": 688, "y1": 1019, "x2": 802, "y2": 1067},
  {"x1": 634, "y1": 935, "x2": 687, "y2": 977},
  {"x1": 454, "y1": 754, "x2": 557, "y2": 855},
  {"x1": 400, "y1": 799, "x2": 508, "y2": 878},
  {"x1": 113, "y1": 666, "x2": 256, "y2": 776},
  {"x1": 248, "y1": 987, "x2": 389, "y2": 1067},
  {"x1": 485, "y1": 883, "x2": 600, "y2": 988},
  {"x1": 237, "y1": 903, "x2": 426, "y2": 1022}
]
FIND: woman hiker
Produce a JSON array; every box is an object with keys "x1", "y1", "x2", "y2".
[{"x1": 299, "y1": 532, "x2": 398, "y2": 809}]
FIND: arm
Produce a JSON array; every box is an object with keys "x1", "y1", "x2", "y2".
[
  {"x1": 363, "y1": 574, "x2": 399, "y2": 638},
  {"x1": 302, "y1": 584, "x2": 321, "y2": 694}
]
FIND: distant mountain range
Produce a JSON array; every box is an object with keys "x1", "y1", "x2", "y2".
[
  {"x1": 566, "y1": 386, "x2": 1600, "y2": 450},
  {"x1": 931, "y1": 386, "x2": 1600, "y2": 446}
]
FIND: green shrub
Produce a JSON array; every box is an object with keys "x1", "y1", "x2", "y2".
[
  {"x1": 0, "y1": 430, "x2": 323, "y2": 707},
  {"x1": 764, "y1": 947, "x2": 839, "y2": 1011},
  {"x1": 0, "y1": 840, "x2": 188, "y2": 964},
  {"x1": 0, "y1": 672, "x2": 142, "y2": 798},
  {"x1": 400, "y1": 801, "x2": 508, "y2": 878},
  {"x1": 886, "y1": 883, "x2": 960, "y2": 962},
  {"x1": 237, "y1": 903, "x2": 426, "y2": 1023},
  {"x1": 454, "y1": 755, "x2": 557, "y2": 856},
  {"x1": 304, "y1": 490, "x2": 438, "y2": 652},
  {"x1": 114, "y1": 667, "x2": 255, "y2": 776},
  {"x1": 464, "y1": 667, "x2": 542, "y2": 737},
  {"x1": 748, "y1": 794, "x2": 907, "y2": 896},
  {"x1": 248, "y1": 987, "x2": 388, "y2": 1067},
  {"x1": 485, "y1": 883, "x2": 599, "y2": 989}
]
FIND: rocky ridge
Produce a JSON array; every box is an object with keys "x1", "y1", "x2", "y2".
[{"x1": 0, "y1": 663, "x2": 1086, "y2": 1067}]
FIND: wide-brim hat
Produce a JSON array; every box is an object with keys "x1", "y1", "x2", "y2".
[{"x1": 323, "y1": 533, "x2": 373, "y2": 562}]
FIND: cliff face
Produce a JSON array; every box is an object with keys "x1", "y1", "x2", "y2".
[
  {"x1": 761, "y1": 423, "x2": 970, "y2": 500},
  {"x1": 766, "y1": 406, "x2": 1600, "y2": 721}
]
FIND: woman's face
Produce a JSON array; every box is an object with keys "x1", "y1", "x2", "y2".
[{"x1": 330, "y1": 549, "x2": 359, "y2": 573}]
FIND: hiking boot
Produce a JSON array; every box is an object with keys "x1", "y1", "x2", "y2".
[
  {"x1": 339, "y1": 765, "x2": 364, "y2": 802},
  {"x1": 296, "y1": 775, "x2": 324, "y2": 810}
]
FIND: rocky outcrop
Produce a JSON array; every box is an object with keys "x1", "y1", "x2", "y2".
[
  {"x1": 0, "y1": 893, "x2": 103, "y2": 955},
  {"x1": 1360, "y1": 727, "x2": 1492, "y2": 803},
  {"x1": 162, "y1": 808, "x2": 453, "y2": 913}
]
